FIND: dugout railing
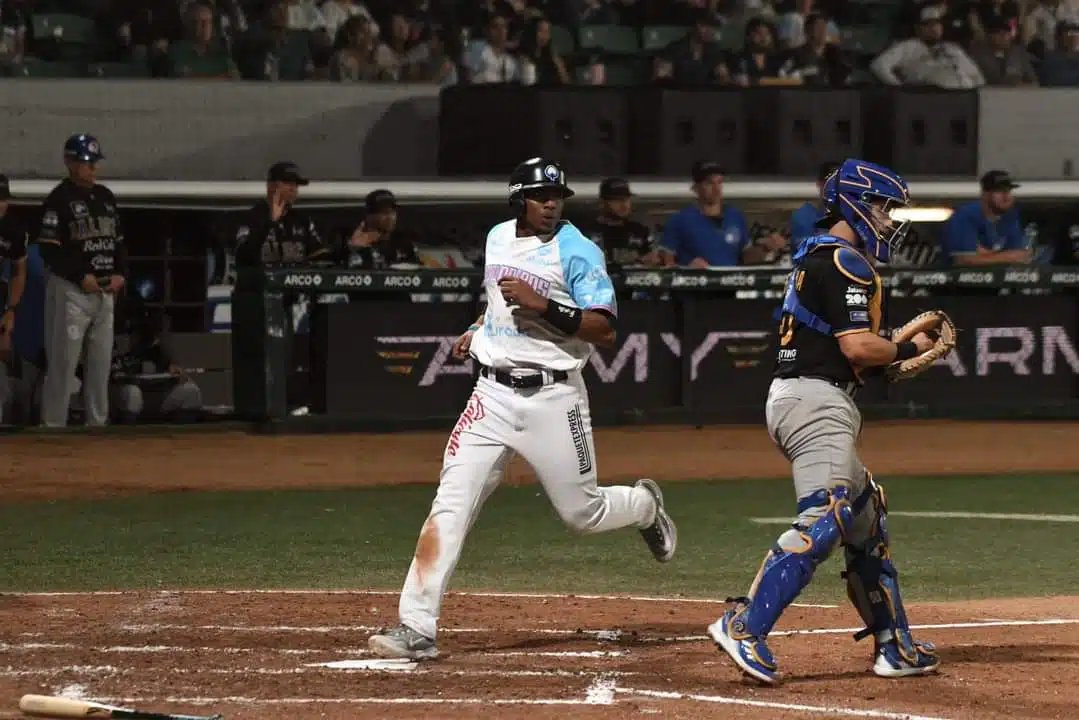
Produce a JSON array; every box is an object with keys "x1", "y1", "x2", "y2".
[{"x1": 232, "y1": 265, "x2": 1079, "y2": 433}]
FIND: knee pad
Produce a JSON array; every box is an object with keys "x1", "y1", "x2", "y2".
[
  {"x1": 842, "y1": 475, "x2": 918, "y2": 655},
  {"x1": 733, "y1": 485, "x2": 856, "y2": 639}
]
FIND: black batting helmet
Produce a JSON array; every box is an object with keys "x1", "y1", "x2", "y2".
[{"x1": 508, "y1": 158, "x2": 574, "y2": 211}]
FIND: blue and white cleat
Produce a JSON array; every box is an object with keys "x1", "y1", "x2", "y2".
[
  {"x1": 873, "y1": 638, "x2": 940, "y2": 678},
  {"x1": 708, "y1": 606, "x2": 779, "y2": 685}
]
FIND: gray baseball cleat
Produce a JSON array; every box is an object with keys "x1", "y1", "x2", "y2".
[
  {"x1": 636, "y1": 478, "x2": 677, "y2": 563},
  {"x1": 368, "y1": 624, "x2": 438, "y2": 660}
]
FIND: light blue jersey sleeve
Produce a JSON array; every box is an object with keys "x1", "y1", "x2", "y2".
[{"x1": 558, "y1": 224, "x2": 618, "y2": 317}]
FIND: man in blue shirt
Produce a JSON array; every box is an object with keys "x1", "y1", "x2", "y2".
[
  {"x1": 941, "y1": 170, "x2": 1032, "y2": 266},
  {"x1": 660, "y1": 161, "x2": 784, "y2": 267},
  {"x1": 789, "y1": 161, "x2": 840, "y2": 254}
]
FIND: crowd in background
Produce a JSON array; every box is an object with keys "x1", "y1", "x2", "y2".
[{"x1": 1, "y1": 0, "x2": 1078, "y2": 86}]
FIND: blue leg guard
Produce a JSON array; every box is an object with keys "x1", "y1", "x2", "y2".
[
  {"x1": 710, "y1": 485, "x2": 860, "y2": 684},
  {"x1": 842, "y1": 476, "x2": 940, "y2": 678}
]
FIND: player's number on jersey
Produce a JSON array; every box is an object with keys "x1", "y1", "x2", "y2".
[{"x1": 779, "y1": 314, "x2": 794, "y2": 346}]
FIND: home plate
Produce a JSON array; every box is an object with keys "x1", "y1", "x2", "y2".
[{"x1": 308, "y1": 659, "x2": 418, "y2": 672}]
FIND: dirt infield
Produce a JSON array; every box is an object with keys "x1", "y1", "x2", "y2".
[
  {"x1": 2, "y1": 421, "x2": 1079, "y2": 718},
  {"x1": 1, "y1": 591, "x2": 1078, "y2": 720},
  {"x1": 4, "y1": 421, "x2": 1079, "y2": 503}
]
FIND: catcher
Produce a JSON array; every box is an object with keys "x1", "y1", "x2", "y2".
[{"x1": 710, "y1": 158, "x2": 956, "y2": 685}]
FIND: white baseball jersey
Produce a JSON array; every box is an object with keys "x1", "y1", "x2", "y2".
[{"x1": 469, "y1": 219, "x2": 617, "y2": 372}]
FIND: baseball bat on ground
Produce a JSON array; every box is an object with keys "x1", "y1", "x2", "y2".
[{"x1": 18, "y1": 695, "x2": 222, "y2": 720}]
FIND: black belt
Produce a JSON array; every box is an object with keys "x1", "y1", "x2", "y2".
[
  {"x1": 480, "y1": 366, "x2": 568, "y2": 389},
  {"x1": 802, "y1": 375, "x2": 859, "y2": 397}
]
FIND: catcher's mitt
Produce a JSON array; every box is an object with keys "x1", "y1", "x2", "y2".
[{"x1": 886, "y1": 310, "x2": 957, "y2": 381}]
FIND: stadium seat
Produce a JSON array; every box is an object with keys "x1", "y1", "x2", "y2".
[
  {"x1": 88, "y1": 61, "x2": 151, "y2": 78},
  {"x1": 7, "y1": 58, "x2": 86, "y2": 77},
  {"x1": 642, "y1": 25, "x2": 687, "y2": 51},
  {"x1": 32, "y1": 13, "x2": 99, "y2": 61},
  {"x1": 550, "y1": 24, "x2": 575, "y2": 55},
  {"x1": 576, "y1": 57, "x2": 640, "y2": 86},
  {"x1": 578, "y1": 25, "x2": 639, "y2": 53},
  {"x1": 840, "y1": 25, "x2": 891, "y2": 56}
]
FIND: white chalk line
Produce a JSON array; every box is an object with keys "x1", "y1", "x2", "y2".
[
  {"x1": 6, "y1": 618, "x2": 1078, "y2": 655},
  {"x1": 617, "y1": 688, "x2": 951, "y2": 720},
  {"x1": 0, "y1": 665, "x2": 636, "y2": 679},
  {"x1": 3, "y1": 588, "x2": 836, "y2": 608},
  {"x1": 752, "y1": 511, "x2": 1079, "y2": 525}
]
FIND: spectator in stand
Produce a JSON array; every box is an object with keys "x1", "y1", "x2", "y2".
[
  {"x1": 465, "y1": 14, "x2": 521, "y2": 83},
  {"x1": 660, "y1": 161, "x2": 784, "y2": 267},
  {"x1": 970, "y1": 14, "x2": 1037, "y2": 85},
  {"x1": 789, "y1": 161, "x2": 840, "y2": 254},
  {"x1": 581, "y1": 178, "x2": 667, "y2": 269},
  {"x1": 1022, "y1": 0, "x2": 1079, "y2": 58},
  {"x1": 940, "y1": 170, "x2": 1031, "y2": 267},
  {"x1": 775, "y1": 0, "x2": 839, "y2": 50},
  {"x1": 653, "y1": 9, "x2": 730, "y2": 86},
  {"x1": 1038, "y1": 19, "x2": 1079, "y2": 84},
  {"x1": 167, "y1": 2, "x2": 240, "y2": 79},
  {"x1": 779, "y1": 12, "x2": 850, "y2": 85},
  {"x1": 0, "y1": 0, "x2": 28, "y2": 67},
  {"x1": 287, "y1": 0, "x2": 329, "y2": 35},
  {"x1": 106, "y1": 1, "x2": 179, "y2": 73},
  {"x1": 403, "y1": 24, "x2": 460, "y2": 84},
  {"x1": 732, "y1": 17, "x2": 786, "y2": 85},
  {"x1": 328, "y1": 14, "x2": 396, "y2": 81},
  {"x1": 870, "y1": 3, "x2": 985, "y2": 88},
  {"x1": 320, "y1": 0, "x2": 379, "y2": 43},
  {"x1": 382, "y1": 12, "x2": 414, "y2": 78},
  {"x1": 519, "y1": 17, "x2": 571, "y2": 85},
  {"x1": 237, "y1": 0, "x2": 315, "y2": 81}
]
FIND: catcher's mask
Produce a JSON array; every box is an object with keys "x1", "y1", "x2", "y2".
[{"x1": 830, "y1": 159, "x2": 912, "y2": 264}]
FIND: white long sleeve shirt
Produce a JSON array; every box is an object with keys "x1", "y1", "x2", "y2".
[{"x1": 871, "y1": 38, "x2": 986, "y2": 89}]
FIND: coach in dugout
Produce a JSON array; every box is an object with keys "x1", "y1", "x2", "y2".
[
  {"x1": 234, "y1": 161, "x2": 331, "y2": 267},
  {"x1": 582, "y1": 178, "x2": 668, "y2": 270},
  {"x1": 660, "y1": 161, "x2": 786, "y2": 267},
  {"x1": 940, "y1": 170, "x2": 1032, "y2": 266},
  {"x1": 37, "y1": 134, "x2": 126, "y2": 428}
]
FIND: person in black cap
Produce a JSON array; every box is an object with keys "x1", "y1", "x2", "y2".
[
  {"x1": 940, "y1": 169, "x2": 1031, "y2": 266},
  {"x1": 340, "y1": 189, "x2": 420, "y2": 269},
  {"x1": 233, "y1": 161, "x2": 330, "y2": 268},
  {"x1": 580, "y1": 178, "x2": 665, "y2": 270},
  {"x1": 660, "y1": 161, "x2": 781, "y2": 267}
]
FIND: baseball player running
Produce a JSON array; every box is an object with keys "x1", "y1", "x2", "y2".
[
  {"x1": 368, "y1": 158, "x2": 677, "y2": 660},
  {"x1": 37, "y1": 135, "x2": 125, "y2": 427},
  {"x1": 709, "y1": 159, "x2": 940, "y2": 684}
]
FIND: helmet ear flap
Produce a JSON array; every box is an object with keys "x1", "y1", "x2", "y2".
[{"x1": 509, "y1": 193, "x2": 524, "y2": 215}]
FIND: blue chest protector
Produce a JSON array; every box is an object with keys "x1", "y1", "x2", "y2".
[{"x1": 773, "y1": 235, "x2": 864, "y2": 336}]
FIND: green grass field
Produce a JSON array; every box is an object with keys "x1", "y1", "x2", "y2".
[{"x1": 3, "y1": 474, "x2": 1078, "y2": 602}]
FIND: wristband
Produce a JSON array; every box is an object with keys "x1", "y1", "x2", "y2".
[
  {"x1": 467, "y1": 324, "x2": 480, "y2": 333},
  {"x1": 540, "y1": 300, "x2": 583, "y2": 335},
  {"x1": 894, "y1": 341, "x2": 919, "y2": 362}
]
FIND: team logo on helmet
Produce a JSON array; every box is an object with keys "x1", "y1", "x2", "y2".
[
  {"x1": 543, "y1": 164, "x2": 561, "y2": 182},
  {"x1": 87, "y1": 140, "x2": 100, "y2": 155}
]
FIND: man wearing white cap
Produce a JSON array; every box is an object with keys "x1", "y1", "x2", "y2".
[{"x1": 871, "y1": 3, "x2": 985, "y2": 89}]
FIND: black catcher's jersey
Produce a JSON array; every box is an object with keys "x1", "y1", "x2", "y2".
[{"x1": 773, "y1": 243, "x2": 883, "y2": 385}]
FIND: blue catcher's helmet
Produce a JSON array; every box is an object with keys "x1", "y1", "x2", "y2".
[
  {"x1": 830, "y1": 159, "x2": 911, "y2": 263},
  {"x1": 64, "y1": 134, "x2": 104, "y2": 163}
]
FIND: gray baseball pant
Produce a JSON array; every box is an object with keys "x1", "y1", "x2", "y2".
[{"x1": 41, "y1": 273, "x2": 115, "y2": 427}]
